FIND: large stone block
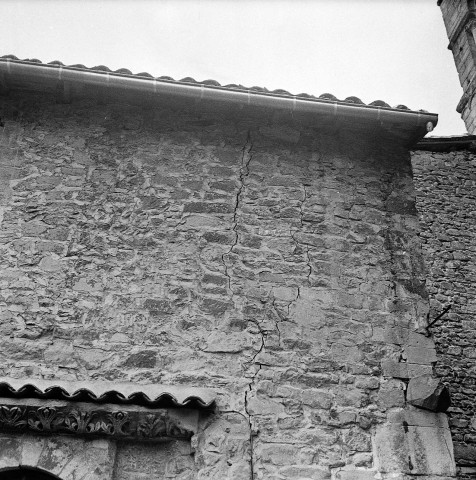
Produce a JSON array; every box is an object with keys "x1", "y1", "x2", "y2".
[
  {"x1": 278, "y1": 465, "x2": 331, "y2": 479},
  {"x1": 374, "y1": 413, "x2": 456, "y2": 477},
  {"x1": 258, "y1": 443, "x2": 300, "y2": 466},
  {"x1": 407, "y1": 374, "x2": 451, "y2": 412},
  {"x1": 405, "y1": 346, "x2": 437, "y2": 365},
  {"x1": 334, "y1": 469, "x2": 376, "y2": 480},
  {"x1": 377, "y1": 380, "x2": 406, "y2": 409},
  {"x1": 381, "y1": 359, "x2": 409, "y2": 379}
]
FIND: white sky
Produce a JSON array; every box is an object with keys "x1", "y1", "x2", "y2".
[{"x1": 1, "y1": 0, "x2": 467, "y2": 136}]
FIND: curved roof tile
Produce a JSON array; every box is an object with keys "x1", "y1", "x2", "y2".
[
  {"x1": 0, "y1": 377, "x2": 215, "y2": 409},
  {"x1": 369, "y1": 100, "x2": 391, "y2": 108},
  {"x1": 91, "y1": 64, "x2": 112, "y2": 72},
  {"x1": 115, "y1": 68, "x2": 133, "y2": 75},
  {"x1": 344, "y1": 96, "x2": 365, "y2": 105},
  {"x1": 0, "y1": 54, "x2": 430, "y2": 113}
]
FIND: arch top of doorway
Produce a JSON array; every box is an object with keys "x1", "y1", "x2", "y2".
[
  {"x1": 0, "y1": 434, "x2": 115, "y2": 480},
  {"x1": 0, "y1": 466, "x2": 62, "y2": 480}
]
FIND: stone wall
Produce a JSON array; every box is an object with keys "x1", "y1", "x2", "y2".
[
  {"x1": 412, "y1": 148, "x2": 476, "y2": 479},
  {"x1": 0, "y1": 91, "x2": 455, "y2": 479}
]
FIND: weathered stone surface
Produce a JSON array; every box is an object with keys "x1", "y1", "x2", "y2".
[
  {"x1": 405, "y1": 346, "x2": 438, "y2": 365},
  {"x1": 0, "y1": 91, "x2": 455, "y2": 479},
  {"x1": 381, "y1": 359, "x2": 409, "y2": 379},
  {"x1": 407, "y1": 374, "x2": 451, "y2": 412},
  {"x1": 413, "y1": 149, "x2": 476, "y2": 475},
  {"x1": 115, "y1": 440, "x2": 195, "y2": 480},
  {"x1": 278, "y1": 465, "x2": 331, "y2": 479},
  {"x1": 377, "y1": 380, "x2": 406, "y2": 409},
  {"x1": 0, "y1": 433, "x2": 116, "y2": 480},
  {"x1": 194, "y1": 413, "x2": 251, "y2": 479},
  {"x1": 0, "y1": 436, "x2": 22, "y2": 470},
  {"x1": 387, "y1": 406, "x2": 450, "y2": 429},
  {"x1": 334, "y1": 469, "x2": 376, "y2": 480},
  {"x1": 374, "y1": 420, "x2": 456, "y2": 476}
]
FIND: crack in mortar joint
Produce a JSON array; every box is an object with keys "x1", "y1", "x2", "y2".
[
  {"x1": 289, "y1": 184, "x2": 312, "y2": 286},
  {"x1": 243, "y1": 306, "x2": 267, "y2": 480},
  {"x1": 219, "y1": 130, "x2": 257, "y2": 479},
  {"x1": 270, "y1": 298, "x2": 282, "y2": 344},
  {"x1": 301, "y1": 185, "x2": 312, "y2": 284},
  {"x1": 244, "y1": 360, "x2": 262, "y2": 480},
  {"x1": 222, "y1": 130, "x2": 253, "y2": 294},
  {"x1": 287, "y1": 184, "x2": 312, "y2": 320}
]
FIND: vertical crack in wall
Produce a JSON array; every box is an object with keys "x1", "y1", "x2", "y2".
[
  {"x1": 244, "y1": 358, "x2": 262, "y2": 480},
  {"x1": 222, "y1": 130, "x2": 253, "y2": 294},
  {"x1": 270, "y1": 298, "x2": 284, "y2": 345},
  {"x1": 289, "y1": 183, "x2": 312, "y2": 286},
  {"x1": 288, "y1": 183, "x2": 312, "y2": 320},
  {"x1": 300, "y1": 184, "x2": 312, "y2": 284},
  {"x1": 220, "y1": 130, "x2": 260, "y2": 479},
  {"x1": 242, "y1": 314, "x2": 265, "y2": 480},
  {"x1": 242, "y1": 293, "x2": 266, "y2": 480}
]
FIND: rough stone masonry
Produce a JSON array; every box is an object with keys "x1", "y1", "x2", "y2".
[
  {"x1": 0, "y1": 90, "x2": 455, "y2": 479},
  {"x1": 412, "y1": 146, "x2": 476, "y2": 480}
]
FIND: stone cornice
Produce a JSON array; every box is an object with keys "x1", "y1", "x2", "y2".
[
  {"x1": 0, "y1": 398, "x2": 199, "y2": 442},
  {"x1": 448, "y1": 11, "x2": 476, "y2": 50}
]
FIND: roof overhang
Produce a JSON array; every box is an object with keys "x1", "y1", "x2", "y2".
[
  {"x1": 0, "y1": 377, "x2": 215, "y2": 442},
  {"x1": 0, "y1": 57, "x2": 438, "y2": 145},
  {"x1": 0, "y1": 377, "x2": 215, "y2": 408}
]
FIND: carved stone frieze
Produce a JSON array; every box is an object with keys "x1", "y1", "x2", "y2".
[{"x1": 0, "y1": 403, "x2": 193, "y2": 441}]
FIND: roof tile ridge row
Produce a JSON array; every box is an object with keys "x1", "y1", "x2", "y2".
[
  {"x1": 0, "y1": 378, "x2": 215, "y2": 409},
  {"x1": 0, "y1": 54, "x2": 426, "y2": 113}
]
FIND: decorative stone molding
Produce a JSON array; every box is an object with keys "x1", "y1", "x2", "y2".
[
  {"x1": 457, "y1": 92, "x2": 470, "y2": 113},
  {"x1": 0, "y1": 398, "x2": 199, "y2": 442},
  {"x1": 448, "y1": 11, "x2": 476, "y2": 49}
]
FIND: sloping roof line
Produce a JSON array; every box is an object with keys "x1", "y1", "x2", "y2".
[
  {"x1": 0, "y1": 55, "x2": 428, "y2": 114},
  {"x1": 0, "y1": 377, "x2": 215, "y2": 409}
]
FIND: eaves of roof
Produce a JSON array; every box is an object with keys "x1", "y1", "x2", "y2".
[
  {"x1": 0, "y1": 55, "x2": 438, "y2": 144},
  {"x1": 0, "y1": 377, "x2": 215, "y2": 409},
  {"x1": 414, "y1": 134, "x2": 476, "y2": 152}
]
